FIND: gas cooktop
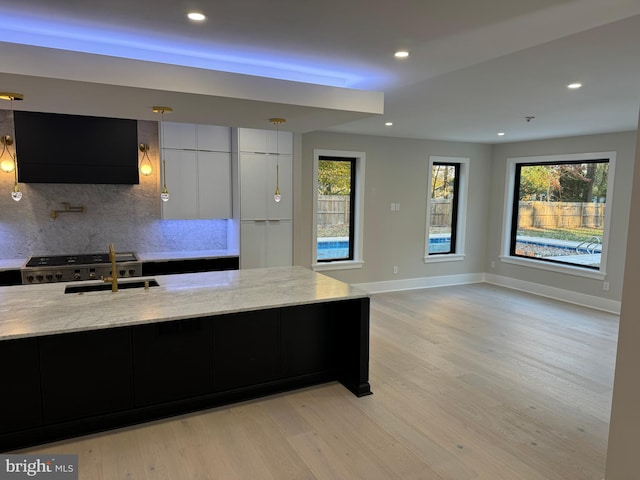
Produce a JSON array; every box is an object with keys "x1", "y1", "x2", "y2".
[
  {"x1": 25, "y1": 253, "x2": 138, "y2": 268},
  {"x1": 22, "y1": 252, "x2": 141, "y2": 284}
]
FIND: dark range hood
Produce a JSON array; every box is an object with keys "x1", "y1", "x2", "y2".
[{"x1": 14, "y1": 111, "x2": 140, "y2": 185}]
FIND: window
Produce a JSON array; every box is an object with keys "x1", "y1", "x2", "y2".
[
  {"x1": 425, "y1": 156, "x2": 469, "y2": 262},
  {"x1": 502, "y1": 152, "x2": 616, "y2": 278},
  {"x1": 312, "y1": 149, "x2": 365, "y2": 271}
]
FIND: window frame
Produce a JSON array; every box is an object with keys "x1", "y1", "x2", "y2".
[
  {"x1": 316, "y1": 156, "x2": 356, "y2": 262},
  {"x1": 501, "y1": 151, "x2": 616, "y2": 280},
  {"x1": 312, "y1": 149, "x2": 365, "y2": 271},
  {"x1": 424, "y1": 156, "x2": 469, "y2": 263}
]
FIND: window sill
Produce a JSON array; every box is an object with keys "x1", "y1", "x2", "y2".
[
  {"x1": 424, "y1": 253, "x2": 466, "y2": 263},
  {"x1": 499, "y1": 255, "x2": 606, "y2": 280},
  {"x1": 312, "y1": 260, "x2": 364, "y2": 272}
]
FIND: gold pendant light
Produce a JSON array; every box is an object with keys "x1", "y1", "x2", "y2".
[
  {"x1": 269, "y1": 117, "x2": 286, "y2": 203},
  {"x1": 153, "y1": 106, "x2": 172, "y2": 201}
]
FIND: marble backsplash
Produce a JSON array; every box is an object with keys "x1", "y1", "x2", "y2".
[{"x1": 0, "y1": 113, "x2": 228, "y2": 259}]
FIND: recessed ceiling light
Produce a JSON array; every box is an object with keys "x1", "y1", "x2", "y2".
[
  {"x1": 394, "y1": 51, "x2": 409, "y2": 59},
  {"x1": 497, "y1": 132, "x2": 505, "y2": 136},
  {"x1": 385, "y1": 122, "x2": 393, "y2": 126},
  {"x1": 567, "y1": 83, "x2": 582, "y2": 89},
  {"x1": 187, "y1": 12, "x2": 206, "y2": 21}
]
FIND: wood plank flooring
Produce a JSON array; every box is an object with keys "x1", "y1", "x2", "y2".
[{"x1": 16, "y1": 284, "x2": 619, "y2": 479}]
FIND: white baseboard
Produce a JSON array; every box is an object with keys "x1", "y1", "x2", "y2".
[
  {"x1": 485, "y1": 273, "x2": 620, "y2": 314},
  {"x1": 352, "y1": 273, "x2": 621, "y2": 314}
]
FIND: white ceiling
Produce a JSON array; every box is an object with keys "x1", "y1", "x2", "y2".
[{"x1": 0, "y1": 0, "x2": 639, "y2": 143}]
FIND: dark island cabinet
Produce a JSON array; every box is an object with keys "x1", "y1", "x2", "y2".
[
  {"x1": 39, "y1": 328, "x2": 133, "y2": 424},
  {"x1": 213, "y1": 309, "x2": 280, "y2": 391},
  {"x1": 133, "y1": 318, "x2": 212, "y2": 406},
  {"x1": 0, "y1": 297, "x2": 370, "y2": 451},
  {"x1": 281, "y1": 303, "x2": 335, "y2": 378},
  {"x1": 0, "y1": 337, "x2": 42, "y2": 433}
]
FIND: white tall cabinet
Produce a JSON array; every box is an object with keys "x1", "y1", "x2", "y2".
[
  {"x1": 237, "y1": 128, "x2": 293, "y2": 269},
  {"x1": 161, "y1": 122, "x2": 232, "y2": 220}
]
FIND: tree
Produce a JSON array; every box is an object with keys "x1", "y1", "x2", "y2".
[
  {"x1": 519, "y1": 165, "x2": 561, "y2": 201},
  {"x1": 318, "y1": 160, "x2": 351, "y2": 195},
  {"x1": 431, "y1": 164, "x2": 456, "y2": 199}
]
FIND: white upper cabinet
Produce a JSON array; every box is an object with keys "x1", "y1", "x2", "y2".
[
  {"x1": 197, "y1": 151, "x2": 232, "y2": 219},
  {"x1": 160, "y1": 123, "x2": 232, "y2": 219},
  {"x1": 161, "y1": 122, "x2": 197, "y2": 150},
  {"x1": 238, "y1": 128, "x2": 293, "y2": 155},
  {"x1": 197, "y1": 124, "x2": 231, "y2": 152},
  {"x1": 161, "y1": 149, "x2": 199, "y2": 219},
  {"x1": 239, "y1": 153, "x2": 292, "y2": 220},
  {"x1": 162, "y1": 122, "x2": 230, "y2": 152}
]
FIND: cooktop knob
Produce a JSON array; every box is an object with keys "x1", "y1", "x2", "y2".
[{"x1": 45, "y1": 273, "x2": 54, "y2": 281}]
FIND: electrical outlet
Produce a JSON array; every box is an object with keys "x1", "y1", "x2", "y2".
[
  {"x1": 603, "y1": 281, "x2": 610, "y2": 291},
  {"x1": 490, "y1": 260, "x2": 496, "y2": 268},
  {"x1": 393, "y1": 266, "x2": 398, "y2": 274}
]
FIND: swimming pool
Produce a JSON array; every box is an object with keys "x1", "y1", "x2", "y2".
[{"x1": 318, "y1": 236, "x2": 452, "y2": 259}]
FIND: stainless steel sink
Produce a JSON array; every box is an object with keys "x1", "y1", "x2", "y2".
[{"x1": 64, "y1": 279, "x2": 159, "y2": 294}]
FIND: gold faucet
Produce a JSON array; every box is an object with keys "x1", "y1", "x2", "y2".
[{"x1": 102, "y1": 242, "x2": 118, "y2": 292}]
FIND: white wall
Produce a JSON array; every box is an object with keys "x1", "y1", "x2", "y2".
[
  {"x1": 489, "y1": 131, "x2": 637, "y2": 304},
  {"x1": 299, "y1": 131, "x2": 493, "y2": 285},
  {"x1": 605, "y1": 115, "x2": 640, "y2": 480}
]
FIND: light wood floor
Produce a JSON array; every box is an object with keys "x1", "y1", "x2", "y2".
[{"x1": 17, "y1": 284, "x2": 619, "y2": 479}]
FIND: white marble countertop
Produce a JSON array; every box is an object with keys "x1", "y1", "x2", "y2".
[
  {"x1": 0, "y1": 258, "x2": 26, "y2": 270},
  {"x1": 0, "y1": 266, "x2": 368, "y2": 341}
]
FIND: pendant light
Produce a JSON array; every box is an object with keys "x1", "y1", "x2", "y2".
[
  {"x1": 153, "y1": 106, "x2": 172, "y2": 201},
  {"x1": 0, "y1": 92, "x2": 24, "y2": 201},
  {"x1": 269, "y1": 117, "x2": 286, "y2": 203}
]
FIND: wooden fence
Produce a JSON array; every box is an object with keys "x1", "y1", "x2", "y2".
[
  {"x1": 321, "y1": 197, "x2": 605, "y2": 230},
  {"x1": 430, "y1": 199, "x2": 452, "y2": 227},
  {"x1": 318, "y1": 195, "x2": 350, "y2": 226},
  {"x1": 428, "y1": 199, "x2": 605, "y2": 229},
  {"x1": 517, "y1": 201, "x2": 605, "y2": 229}
]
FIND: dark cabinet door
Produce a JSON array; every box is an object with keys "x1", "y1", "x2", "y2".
[
  {"x1": 213, "y1": 309, "x2": 280, "y2": 391},
  {"x1": 0, "y1": 337, "x2": 42, "y2": 433},
  {"x1": 39, "y1": 328, "x2": 133, "y2": 424},
  {"x1": 132, "y1": 318, "x2": 212, "y2": 406},
  {"x1": 281, "y1": 303, "x2": 334, "y2": 377}
]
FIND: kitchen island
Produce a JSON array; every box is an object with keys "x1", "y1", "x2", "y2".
[{"x1": 0, "y1": 266, "x2": 371, "y2": 451}]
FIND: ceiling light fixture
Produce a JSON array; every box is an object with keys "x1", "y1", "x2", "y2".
[
  {"x1": 187, "y1": 12, "x2": 206, "y2": 21},
  {"x1": 153, "y1": 106, "x2": 173, "y2": 202},
  {"x1": 269, "y1": 117, "x2": 286, "y2": 203},
  {"x1": 385, "y1": 122, "x2": 393, "y2": 126},
  {"x1": 567, "y1": 83, "x2": 582, "y2": 90},
  {"x1": 0, "y1": 92, "x2": 24, "y2": 201},
  {"x1": 394, "y1": 51, "x2": 409, "y2": 58},
  {"x1": 497, "y1": 132, "x2": 505, "y2": 136}
]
